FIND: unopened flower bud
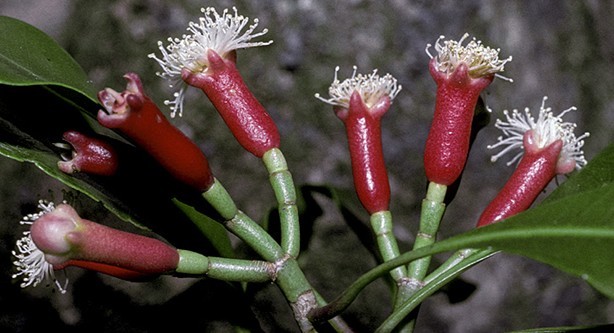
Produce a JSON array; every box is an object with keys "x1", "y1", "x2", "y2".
[
  {"x1": 56, "y1": 130, "x2": 119, "y2": 176},
  {"x1": 12, "y1": 201, "x2": 180, "y2": 293},
  {"x1": 97, "y1": 72, "x2": 214, "y2": 191}
]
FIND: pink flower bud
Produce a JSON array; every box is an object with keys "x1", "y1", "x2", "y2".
[
  {"x1": 97, "y1": 72, "x2": 214, "y2": 191},
  {"x1": 12, "y1": 201, "x2": 180, "y2": 293},
  {"x1": 56, "y1": 130, "x2": 119, "y2": 176}
]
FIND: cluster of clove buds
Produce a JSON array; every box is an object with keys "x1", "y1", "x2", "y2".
[{"x1": 13, "y1": 7, "x2": 588, "y2": 316}]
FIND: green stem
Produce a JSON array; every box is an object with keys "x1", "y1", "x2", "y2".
[
  {"x1": 313, "y1": 291, "x2": 354, "y2": 333},
  {"x1": 407, "y1": 182, "x2": 447, "y2": 282},
  {"x1": 402, "y1": 182, "x2": 447, "y2": 332},
  {"x1": 229, "y1": 211, "x2": 286, "y2": 262},
  {"x1": 263, "y1": 148, "x2": 300, "y2": 258},
  {"x1": 202, "y1": 178, "x2": 284, "y2": 262},
  {"x1": 376, "y1": 249, "x2": 497, "y2": 332},
  {"x1": 202, "y1": 178, "x2": 238, "y2": 220},
  {"x1": 423, "y1": 248, "x2": 479, "y2": 285},
  {"x1": 370, "y1": 210, "x2": 414, "y2": 332},
  {"x1": 275, "y1": 256, "x2": 319, "y2": 332},
  {"x1": 308, "y1": 245, "x2": 438, "y2": 323},
  {"x1": 306, "y1": 243, "x2": 494, "y2": 325},
  {"x1": 370, "y1": 210, "x2": 407, "y2": 281},
  {"x1": 175, "y1": 249, "x2": 273, "y2": 282}
]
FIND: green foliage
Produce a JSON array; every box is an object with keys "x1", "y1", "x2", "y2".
[
  {"x1": 434, "y1": 143, "x2": 614, "y2": 298},
  {"x1": 0, "y1": 16, "x2": 97, "y2": 104}
]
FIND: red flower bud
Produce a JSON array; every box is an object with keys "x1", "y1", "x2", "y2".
[
  {"x1": 423, "y1": 34, "x2": 511, "y2": 186},
  {"x1": 424, "y1": 61, "x2": 493, "y2": 185},
  {"x1": 477, "y1": 136, "x2": 562, "y2": 227},
  {"x1": 478, "y1": 97, "x2": 589, "y2": 227},
  {"x1": 56, "y1": 130, "x2": 119, "y2": 176},
  {"x1": 317, "y1": 67, "x2": 401, "y2": 214},
  {"x1": 12, "y1": 201, "x2": 180, "y2": 293},
  {"x1": 182, "y1": 50, "x2": 280, "y2": 157},
  {"x1": 97, "y1": 73, "x2": 214, "y2": 191},
  {"x1": 148, "y1": 6, "x2": 277, "y2": 157},
  {"x1": 339, "y1": 92, "x2": 392, "y2": 214}
]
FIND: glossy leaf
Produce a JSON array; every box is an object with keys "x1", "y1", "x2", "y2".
[
  {"x1": 0, "y1": 85, "x2": 229, "y2": 254},
  {"x1": 0, "y1": 16, "x2": 97, "y2": 103}
]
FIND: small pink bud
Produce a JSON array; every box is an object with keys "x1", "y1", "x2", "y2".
[
  {"x1": 56, "y1": 131, "x2": 119, "y2": 176},
  {"x1": 12, "y1": 201, "x2": 180, "y2": 293}
]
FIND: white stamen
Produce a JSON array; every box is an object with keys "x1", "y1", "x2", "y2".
[
  {"x1": 148, "y1": 7, "x2": 273, "y2": 117},
  {"x1": 488, "y1": 96, "x2": 589, "y2": 171},
  {"x1": 426, "y1": 33, "x2": 512, "y2": 81},
  {"x1": 315, "y1": 66, "x2": 402, "y2": 109},
  {"x1": 12, "y1": 200, "x2": 68, "y2": 294}
]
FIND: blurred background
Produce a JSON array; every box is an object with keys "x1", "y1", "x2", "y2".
[{"x1": 1, "y1": 0, "x2": 613, "y2": 332}]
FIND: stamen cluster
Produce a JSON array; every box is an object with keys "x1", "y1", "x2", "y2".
[
  {"x1": 488, "y1": 96, "x2": 589, "y2": 169},
  {"x1": 148, "y1": 6, "x2": 272, "y2": 117},
  {"x1": 315, "y1": 66, "x2": 402, "y2": 109},
  {"x1": 426, "y1": 33, "x2": 512, "y2": 79},
  {"x1": 12, "y1": 201, "x2": 67, "y2": 293}
]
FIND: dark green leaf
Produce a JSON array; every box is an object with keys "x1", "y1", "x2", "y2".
[
  {"x1": 0, "y1": 18, "x2": 232, "y2": 253},
  {"x1": 0, "y1": 16, "x2": 97, "y2": 103},
  {"x1": 300, "y1": 185, "x2": 380, "y2": 259},
  {"x1": 425, "y1": 143, "x2": 614, "y2": 298},
  {"x1": 319, "y1": 145, "x2": 614, "y2": 328},
  {"x1": 544, "y1": 143, "x2": 614, "y2": 203},
  {"x1": 173, "y1": 198, "x2": 236, "y2": 258}
]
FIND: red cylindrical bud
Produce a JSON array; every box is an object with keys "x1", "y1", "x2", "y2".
[
  {"x1": 30, "y1": 203, "x2": 180, "y2": 278},
  {"x1": 182, "y1": 49, "x2": 280, "y2": 157},
  {"x1": 62, "y1": 219, "x2": 180, "y2": 275},
  {"x1": 97, "y1": 72, "x2": 214, "y2": 191},
  {"x1": 424, "y1": 60, "x2": 493, "y2": 186},
  {"x1": 338, "y1": 91, "x2": 391, "y2": 215},
  {"x1": 57, "y1": 130, "x2": 119, "y2": 176},
  {"x1": 477, "y1": 136, "x2": 563, "y2": 227}
]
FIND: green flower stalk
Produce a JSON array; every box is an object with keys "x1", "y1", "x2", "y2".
[
  {"x1": 478, "y1": 97, "x2": 589, "y2": 227},
  {"x1": 97, "y1": 72, "x2": 214, "y2": 191},
  {"x1": 424, "y1": 33, "x2": 511, "y2": 186},
  {"x1": 12, "y1": 201, "x2": 180, "y2": 293},
  {"x1": 149, "y1": 7, "x2": 280, "y2": 158},
  {"x1": 56, "y1": 130, "x2": 119, "y2": 176}
]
